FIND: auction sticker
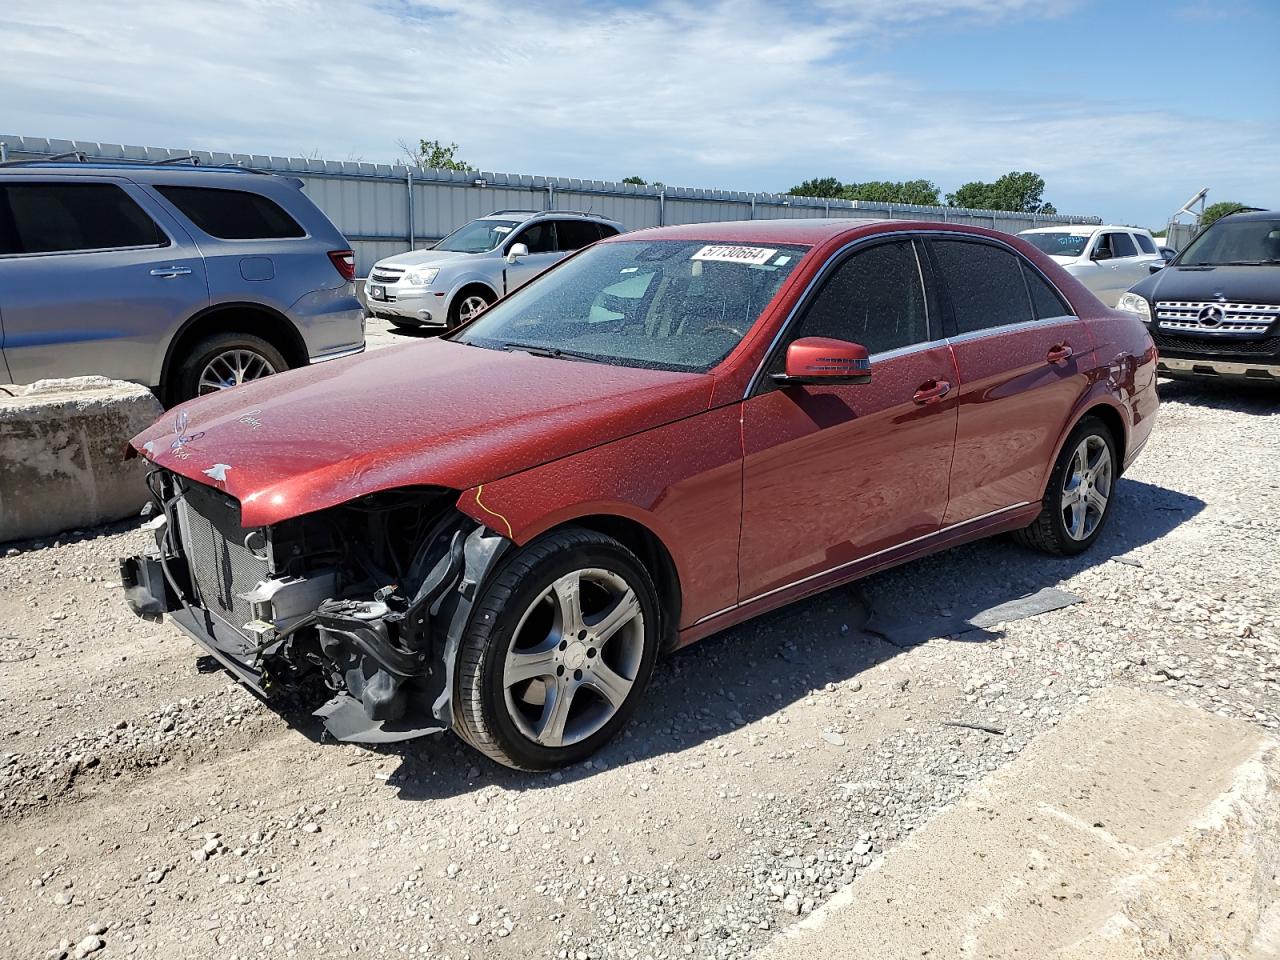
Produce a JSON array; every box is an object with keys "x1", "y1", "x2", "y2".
[{"x1": 691, "y1": 244, "x2": 778, "y2": 266}]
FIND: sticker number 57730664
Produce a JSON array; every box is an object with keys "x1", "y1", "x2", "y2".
[{"x1": 690, "y1": 245, "x2": 778, "y2": 266}]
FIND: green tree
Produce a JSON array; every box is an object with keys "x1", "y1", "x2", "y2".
[
  {"x1": 789, "y1": 176, "x2": 845, "y2": 198},
  {"x1": 842, "y1": 179, "x2": 941, "y2": 206},
  {"x1": 946, "y1": 171, "x2": 1054, "y2": 213},
  {"x1": 399, "y1": 137, "x2": 472, "y2": 171},
  {"x1": 621, "y1": 175, "x2": 647, "y2": 185},
  {"x1": 1200, "y1": 201, "x2": 1248, "y2": 227}
]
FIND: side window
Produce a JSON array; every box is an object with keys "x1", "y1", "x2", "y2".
[
  {"x1": 556, "y1": 220, "x2": 601, "y2": 251},
  {"x1": 595, "y1": 223, "x2": 621, "y2": 240},
  {"x1": 514, "y1": 222, "x2": 555, "y2": 254},
  {"x1": 1134, "y1": 233, "x2": 1157, "y2": 255},
  {"x1": 1110, "y1": 232, "x2": 1138, "y2": 258},
  {"x1": 0, "y1": 183, "x2": 168, "y2": 255},
  {"x1": 1022, "y1": 263, "x2": 1071, "y2": 320},
  {"x1": 785, "y1": 240, "x2": 929, "y2": 355},
  {"x1": 930, "y1": 240, "x2": 1033, "y2": 334},
  {"x1": 155, "y1": 185, "x2": 305, "y2": 240}
]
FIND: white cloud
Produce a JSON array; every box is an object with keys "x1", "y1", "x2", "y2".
[{"x1": 0, "y1": 0, "x2": 1274, "y2": 223}]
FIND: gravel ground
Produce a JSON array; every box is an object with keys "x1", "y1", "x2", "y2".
[{"x1": 1, "y1": 376, "x2": 1277, "y2": 960}]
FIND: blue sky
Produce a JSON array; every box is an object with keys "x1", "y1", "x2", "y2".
[{"x1": 2, "y1": 0, "x2": 1276, "y2": 227}]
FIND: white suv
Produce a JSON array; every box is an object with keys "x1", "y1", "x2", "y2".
[
  {"x1": 366, "y1": 210, "x2": 624, "y2": 330},
  {"x1": 1018, "y1": 225, "x2": 1164, "y2": 306}
]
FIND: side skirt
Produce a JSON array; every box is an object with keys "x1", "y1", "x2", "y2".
[{"x1": 674, "y1": 504, "x2": 1041, "y2": 648}]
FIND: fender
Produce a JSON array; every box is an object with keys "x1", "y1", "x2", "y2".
[
  {"x1": 153, "y1": 299, "x2": 305, "y2": 388},
  {"x1": 1037, "y1": 382, "x2": 1132, "y2": 502},
  {"x1": 453, "y1": 403, "x2": 746, "y2": 629},
  {"x1": 441, "y1": 274, "x2": 501, "y2": 317}
]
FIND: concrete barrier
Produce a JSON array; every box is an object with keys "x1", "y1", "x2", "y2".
[
  {"x1": 0, "y1": 377, "x2": 162, "y2": 544},
  {"x1": 761, "y1": 689, "x2": 1280, "y2": 960}
]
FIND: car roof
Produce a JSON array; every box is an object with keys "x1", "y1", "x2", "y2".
[
  {"x1": 0, "y1": 161, "x2": 268, "y2": 178},
  {"x1": 1019, "y1": 224, "x2": 1143, "y2": 235},
  {"x1": 1217, "y1": 208, "x2": 1279, "y2": 222},
  {"x1": 479, "y1": 209, "x2": 624, "y2": 226},
  {"x1": 613, "y1": 217, "x2": 891, "y2": 246},
  {"x1": 0, "y1": 160, "x2": 302, "y2": 189}
]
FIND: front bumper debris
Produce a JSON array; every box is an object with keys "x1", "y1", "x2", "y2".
[{"x1": 119, "y1": 470, "x2": 511, "y2": 743}]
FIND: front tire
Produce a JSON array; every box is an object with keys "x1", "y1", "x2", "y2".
[
  {"x1": 453, "y1": 528, "x2": 660, "y2": 771},
  {"x1": 448, "y1": 289, "x2": 494, "y2": 329},
  {"x1": 1015, "y1": 415, "x2": 1117, "y2": 556}
]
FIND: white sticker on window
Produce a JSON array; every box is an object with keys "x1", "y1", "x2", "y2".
[
  {"x1": 620, "y1": 267, "x2": 639, "y2": 273},
  {"x1": 691, "y1": 244, "x2": 778, "y2": 266},
  {"x1": 493, "y1": 226, "x2": 513, "y2": 234},
  {"x1": 773, "y1": 255, "x2": 791, "y2": 265}
]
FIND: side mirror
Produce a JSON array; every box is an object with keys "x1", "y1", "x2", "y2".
[
  {"x1": 505, "y1": 242, "x2": 529, "y2": 264},
  {"x1": 1091, "y1": 248, "x2": 1113, "y2": 261},
  {"x1": 773, "y1": 337, "x2": 871, "y2": 386},
  {"x1": 1148, "y1": 262, "x2": 1165, "y2": 274}
]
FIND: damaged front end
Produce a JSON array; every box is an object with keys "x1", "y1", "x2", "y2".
[{"x1": 120, "y1": 471, "x2": 510, "y2": 742}]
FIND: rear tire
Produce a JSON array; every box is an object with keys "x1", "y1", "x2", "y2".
[
  {"x1": 453, "y1": 528, "x2": 660, "y2": 771},
  {"x1": 171, "y1": 332, "x2": 288, "y2": 404},
  {"x1": 1015, "y1": 415, "x2": 1117, "y2": 556}
]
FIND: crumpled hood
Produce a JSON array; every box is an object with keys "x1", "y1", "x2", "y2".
[
  {"x1": 375, "y1": 248, "x2": 476, "y2": 269},
  {"x1": 131, "y1": 339, "x2": 713, "y2": 526},
  {"x1": 1131, "y1": 264, "x2": 1280, "y2": 303}
]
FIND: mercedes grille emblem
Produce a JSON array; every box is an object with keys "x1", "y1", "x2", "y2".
[{"x1": 1197, "y1": 304, "x2": 1226, "y2": 328}]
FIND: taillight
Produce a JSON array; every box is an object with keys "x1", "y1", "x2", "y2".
[{"x1": 328, "y1": 249, "x2": 356, "y2": 282}]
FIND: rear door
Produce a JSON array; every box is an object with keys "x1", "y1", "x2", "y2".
[
  {"x1": 928, "y1": 237, "x2": 1093, "y2": 526},
  {"x1": 738, "y1": 238, "x2": 958, "y2": 601},
  {"x1": 503, "y1": 221, "x2": 561, "y2": 292},
  {"x1": 0, "y1": 177, "x2": 207, "y2": 385}
]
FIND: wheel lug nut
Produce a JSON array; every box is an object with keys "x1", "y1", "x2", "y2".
[
  {"x1": 573, "y1": 669, "x2": 583, "y2": 681},
  {"x1": 587, "y1": 647, "x2": 596, "y2": 658},
  {"x1": 558, "y1": 641, "x2": 567, "y2": 651},
  {"x1": 578, "y1": 630, "x2": 587, "y2": 641},
  {"x1": 556, "y1": 665, "x2": 565, "y2": 676}
]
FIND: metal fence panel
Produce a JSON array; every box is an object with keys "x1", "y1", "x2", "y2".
[{"x1": 1, "y1": 135, "x2": 1102, "y2": 274}]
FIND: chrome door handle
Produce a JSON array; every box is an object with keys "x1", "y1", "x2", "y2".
[
  {"x1": 150, "y1": 266, "x2": 192, "y2": 278},
  {"x1": 912, "y1": 379, "x2": 952, "y2": 405},
  {"x1": 1047, "y1": 343, "x2": 1074, "y2": 365}
]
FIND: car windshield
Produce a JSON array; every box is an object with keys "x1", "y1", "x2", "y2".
[
  {"x1": 1177, "y1": 218, "x2": 1280, "y2": 266},
  {"x1": 434, "y1": 219, "x2": 521, "y2": 253},
  {"x1": 453, "y1": 239, "x2": 809, "y2": 372},
  {"x1": 1020, "y1": 232, "x2": 1090, "y2": 258}
]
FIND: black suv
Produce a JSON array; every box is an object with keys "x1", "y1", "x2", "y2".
[{"x1": 1118, "y1": 209, "x2": 1280, "y2": 385}]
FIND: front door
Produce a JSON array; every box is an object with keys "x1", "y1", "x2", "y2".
[
  {"x1": 739, "y1": 238, "x2": 958, "y2": 602},
  {"x1": 503, "y1": 221, "x2": 563, "y2": 293},
  {"x1": 0, "y1": 178, "x2": 207, "y2": 385},
  {"x1": 926, "y1": 237, "x2": 1095, "y2": 526}
]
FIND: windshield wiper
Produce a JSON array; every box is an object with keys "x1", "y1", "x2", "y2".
[
  {"x1": 1217, "y1": 259, "x2": 1280, "y2": 266},
  {"x1": 500, "y1": 341, "x2": 606, "y2": 363}
]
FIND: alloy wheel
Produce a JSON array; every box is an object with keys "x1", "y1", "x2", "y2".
[
  {"x1": 197, "y1": 349, "x2": 278, "y2": 394},
  {"x1": 458, "y1": 295, "x2": 490, "y2": 324},
  {"x1": 502, "y1": 568, "x2": 645, "y2": 748},
  {"x1": 1060, "y1": 434, "x2": 1113, "y2": 541}
]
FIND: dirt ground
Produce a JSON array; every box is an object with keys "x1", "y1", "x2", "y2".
[{"x1": 1, "y1": 375, "x2": 1277, "y2": 960}]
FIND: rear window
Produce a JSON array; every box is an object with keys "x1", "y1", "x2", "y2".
[
  {"x1": 930, "y1": 239, "x2": 1033, "y2": 334},
  {"x1": 1022, "y1": 264, "x2": 1071, "y2": 319},
  {"x1": 156, "y1": 185, "x2": 306, "y2": 240},
  {"x1": 0, "y1": 182, "x2": 168, "y2": 255},
  {"x1": 556, "y1": 219, "x2": 602, "y2": 251},
  {"x1": 1134, "y1": 233, "x2": 1157, "y2": 255}
]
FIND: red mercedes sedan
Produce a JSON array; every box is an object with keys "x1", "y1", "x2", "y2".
[{"x1": 122, "y1": 218, "x2": 1159, "y2": 769}]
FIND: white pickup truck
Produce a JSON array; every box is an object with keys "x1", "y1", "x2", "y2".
[{"x1": 1018, "y1": 225, "x2": 1164, "y2": 307}]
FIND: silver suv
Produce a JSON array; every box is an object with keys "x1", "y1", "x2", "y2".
[
  {"x1": 366, "y1": 210, "x2": 624, "y2": 329},
  {"x1": 0, "y1": 160, "x2": 365, "y2": 404}
]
